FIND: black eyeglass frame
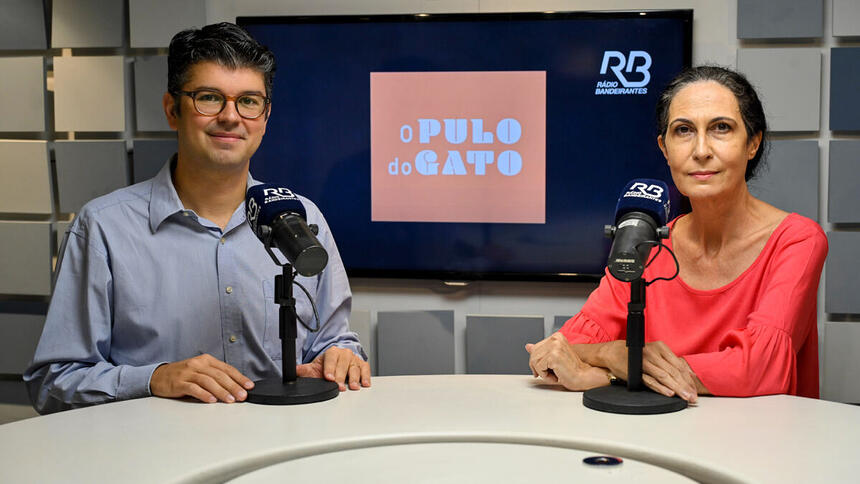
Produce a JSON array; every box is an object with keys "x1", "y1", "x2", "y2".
[{"x1": 173, "y1": 89, "x2": 271, "y2": 119}]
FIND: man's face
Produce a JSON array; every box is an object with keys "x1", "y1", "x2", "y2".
[{"x1": 164, "y1": 61, "x2": 269, "y2": 172}]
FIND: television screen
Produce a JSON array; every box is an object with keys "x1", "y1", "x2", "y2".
[{"x1": 240, "y1": 11, "x2": 692, "y2": 281}]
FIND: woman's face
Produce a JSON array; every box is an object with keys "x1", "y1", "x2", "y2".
[{"x1": 658, "y1": 80, "x2": 761, "y2": 201}]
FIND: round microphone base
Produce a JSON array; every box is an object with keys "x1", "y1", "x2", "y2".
[
  {"x1": 583, "y1": 384, "x2": 687, "y2": 415},
  {"x1": 246, "y1": 377, "x2": 339, "y2": 405}
]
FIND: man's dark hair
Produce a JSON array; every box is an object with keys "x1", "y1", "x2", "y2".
[
  {"x1": 167, "y1": 22, "x2": 276, "y2": 115},
  {"x1": 655, "y1": 65, "x2": 768, "y2": 181}
]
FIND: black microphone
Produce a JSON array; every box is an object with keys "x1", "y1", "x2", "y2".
[
  {"x1": 246, "y1": 184, "x2": 328, "y2": 277},
  {"x1": 604, "y1": 179, "x2": 670, "y2": 282}
]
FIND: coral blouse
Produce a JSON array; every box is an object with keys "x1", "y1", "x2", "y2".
[{"x1": 560, "y1": 213, "x2": 828, "y2": 398}]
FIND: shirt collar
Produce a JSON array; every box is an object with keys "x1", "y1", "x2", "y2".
[{"x1": 148, "y1": 154, "x2": 261, "y2": 234}]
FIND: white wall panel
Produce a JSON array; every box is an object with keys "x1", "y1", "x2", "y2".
[{"x1": 0, "y1": 57, "x2": 45, "y2": 132}]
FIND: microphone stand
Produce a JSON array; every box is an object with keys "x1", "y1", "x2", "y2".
[
  {"x1": 246, "y1": 261, "x2": 339, "y2": 405},
  {"x1": 582, "y1": 277, "x2": 687, "y2": 414}
]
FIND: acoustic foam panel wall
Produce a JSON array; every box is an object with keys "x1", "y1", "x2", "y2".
[
  {"x1": 132, "y1": 139, "x2": 176, "y2": 183},
  {"x1": 0, "y1": 141, "x2": 51, "y2": 214},
  {"x1": 737, "y1": 0, "x2": 823, "y2": 39},
  {"x1": 129, "y1": 0, "x2": 206, "y2": 48},
  {"x1": 349, "y1": 309, "x2": 374, "y2": 374},
  {"x1": 0, "y1": 221, "x2": 52, "y2": 296},
  {"x1": 737, "y1": 48, "x2": 821, "y2": 132},
  {"x1": 553, "y1": 315, "x2": 572, "y2": 335},
  {"x1": 0, "y1": 0, "x2": 47, "y2": 50},
  {"x1": 830, "y1": 48, "x2": 860, "y2": 132},
  {"x1": 134, "y1": 56, "x2": 170, "y2": 132},
  {"x1": 51, "y1": 0, "x2": 122, "y2": 48},
  {"x1": 466, "y1": 315, "x2": 544, "y2": 375},
  {"x1": 833, "y1": 0, "x2": 860, "y2": 37},
  {"x1": 377, "y1": 310, "x2": 454, "y2": 376},
  {"x1": 0, "y1": 301, "x2": 47, "y2": 374},
  {"x1": 823, "y1": 322, "x2": 860, "y2": 403},
  {"x1": 748, "y1": 140, "x2": 819, "y2": 221},
  {"x1": 0, "y1": 57, "x2": 45, "y2": 132},
  {"x1": 826, "y1": 232, "x2": 860, "y2": 314},
  {"x1": 53, "y1": 56, "x2": 126, "y2": 132},
  {"x1": 828, "y1": 141, "x2": 860, "y2": 223},
  {"x1": 55, "y1": 140, "x2": 128, "y2": 213}
]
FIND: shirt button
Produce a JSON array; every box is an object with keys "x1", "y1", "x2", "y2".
[
  {"x1": 220, "y1": 237, "x2": 226, "y2": 245},
  {"x1": 225, "y1": 286, "x2": 233, "y2": 294},
  {"x1": 183, "y1": 211, "x2": 190, "y2": 217},
  {"x1": 229, "y1": 335, "x2": 238, "y2": 343}
]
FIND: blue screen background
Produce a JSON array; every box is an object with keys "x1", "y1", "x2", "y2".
[{"x1": 241, "y1": 13, "x2": 691, "y2": 279}]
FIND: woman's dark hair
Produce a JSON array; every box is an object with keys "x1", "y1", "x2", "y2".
[
  {"x1": 167, "y1": 22, "x2": 276, "y2": 114},
  {"x1": 655, "y1": 65, "x2": 768, "y2": 181}
]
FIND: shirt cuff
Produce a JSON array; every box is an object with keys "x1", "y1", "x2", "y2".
[{"x1": 116, "y1": 362, "x2": 167, "y2": 400}]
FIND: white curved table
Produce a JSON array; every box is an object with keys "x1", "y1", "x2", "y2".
[{"x1": 1, "y1": 375, "x2": 858, "y2": 483}]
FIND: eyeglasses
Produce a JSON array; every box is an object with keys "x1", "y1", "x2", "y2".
[{"x1": 174, "y1": 89, "x2": 270, "y2": 119}]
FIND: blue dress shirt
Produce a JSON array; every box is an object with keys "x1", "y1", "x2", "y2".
[{"x1": 24, "y1": 159, "x2": 364, "y2": 414}]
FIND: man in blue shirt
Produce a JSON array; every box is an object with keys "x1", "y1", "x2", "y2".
[{"x1": 24, "y1": 23, "x2": 370, "y2": 414}]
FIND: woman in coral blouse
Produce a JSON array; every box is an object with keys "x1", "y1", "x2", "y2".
[{"x1": 527, "y1": 66, "x2": 828, "y2": 402}]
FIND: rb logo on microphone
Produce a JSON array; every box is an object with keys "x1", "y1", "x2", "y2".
[{"x1": 628, "y1": 182, "x2": 664, "y2": 199}]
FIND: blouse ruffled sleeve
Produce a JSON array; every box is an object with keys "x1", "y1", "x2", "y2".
[{"x1": 559, "y1": 269, "x2": 629, "y2": 345}]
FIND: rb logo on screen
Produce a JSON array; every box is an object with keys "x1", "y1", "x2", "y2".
[{"x1": 595, "y1": 51, "x2": 651, "y2": 95}]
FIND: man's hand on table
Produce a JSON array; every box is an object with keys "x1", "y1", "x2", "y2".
[
  {"x1": 150, "y1": 354, "x2": 254, "y2": 403},
  {"x1": 297, "y1": 346, "x2": 371, "y2": 391}
]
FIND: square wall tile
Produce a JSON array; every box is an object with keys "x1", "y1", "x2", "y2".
[
  {"x1": 826, "y1": 232, "x2": 860, "y2": 314},
  {"x1": 0, "y1": 222, "x2": 52, "y2": 296},
  {"x1": 0, "y1": 57, "x2": 45, "y2": 132},
  {"x1": 52, "y1": 0, "x2": 122, "y2": 48},
  {"x1": 829, "y1": 141, "x2": 860, "y2": 223},
  {"x1": 0, "y1": 141, "x2": 51, "y2": 214},
  {"x1": 737, "y1": 0, "x2": 823, "y2": 39},
  {"x1": 830, "y1": 48, "x2": 860, "y2": 132},
  {"x1": 55, "y1": 140, "x2": 128, "y2": 213},
  {"x1": 132, "y1": 139, "x2": 175, "y2": 183},
  {"x1": 129, "y1": 0, "x2": 205, "y2": 48},
  {"x1": 737, "y1": 48, "x2": 821, "y2": 132},
  {"x1": 349, "y1": 309, "x2": 374, "y2": 374},
  {"x1": 0, "y1": 0, "x2": 47, "y2": 50},
  {"x1": 833, "y1": 0, "x2": 860, "y2": 37},
  {"x1": 748, "y1": 140, "x2": 819, "y2": 220},
  {"x1": 466, "y1": 315, "x2": 544, "y2": 375},
  {"x1": 55, "y1": 220, "x2": 71, "y2": 255},
  {"x1": 53, "y1": 56, "x2": 126, "y2": 132},
  {"x1": 134, "y1": 56, "x2": 170, "y2": 131},
  {"x1": 377, "y1": 310, "x2": 454, "y2": 376},
  {"x1": 823, "y1": 322, "x2": 860, "y2": 403},
  {"x1": 0, "y1": 301, "x2": 47, "y2": 374},
  {"x1": 552, "y1": 315, "x2": 572, "y2": 335}
]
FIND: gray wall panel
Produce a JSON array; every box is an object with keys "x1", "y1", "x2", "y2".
[
  {"x1": 54, "y1": 56, "x2": 126, "y2": 132},
  {"x1": 0, "y1": 141, "x2": 52, "y2": 214},
  {"x1": 134, "y1": 56, "x2": 170, "y2": 132},
  {"x1": 129, "y1": 0, "x2": 206, "y2": 48},
  {"x1": 737, "y1": 0, "x2": 823, "y2": 39},
  {"x1": 55, "y1": 141, "x2": 128, "y2": 213},
  {"x1": 823, "y1": 322, "x2": 860, "y2": 403},
  {"x1": 737, "y1": 48, "x2": 820, "y2": 132},
  {"x1": 466, "y1": 315, "x2": 544, "y2": 375},
  {"x1": 748, "y1": 140, "x2": 819, "y2": 220},
  {"x1": 132, "y1": 139, "x2": 176, "y2": 183},
  {"x1": 377, "y1": 310, "x2": 454, "y2": 376},
  {"x1": 349, "y1": 309, "x2": 374, "y2": 375},
  {"x1": 0, "y1": 222, "x2": 52, "y2": 296},
  {"x1": 833, "y1": 0, "x2": 860, "y2": 37},
  {"x1": 830, "y1": 48, "x2": 860, "y2": 132},
  {"x1": 52, "y1": 0, "x2": 122, "y2": 48},
  {"x1": 552, "y1": 315, "x2": 572, "y2": 335},
  {"x1": 0, "y1": 301, "x2": 47, "y2": 374},
  {"x1": 0, "y1": 0, "x2": 47, "y2": 50},
  {"x1": 825, "y1": 232, "x2": 860, "y2": 314},
  {"x1": 55, "y1": 220, "x2": 71, "y2": 256},
  {"x1": 0, "y1": 57, "x2": 45, "y2": 132},
  {"x1": 828, "y1": 141, "x2": 860, "y2": 223}
]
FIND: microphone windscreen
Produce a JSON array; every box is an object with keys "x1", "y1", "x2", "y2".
[
  {"x1": 246, "y1": 184, "x2": 308, "y2": 237},
  {"x1": 614, "y1": 179, "x2": 670, "y2": 226}
]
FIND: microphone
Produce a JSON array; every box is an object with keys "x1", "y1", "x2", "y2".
[
  {"x1": 604, "y1": 179, "x2": 670, "y2": 282},
  {"x1": 245, "y1": 184, "x2": 328, "y2": 277}
]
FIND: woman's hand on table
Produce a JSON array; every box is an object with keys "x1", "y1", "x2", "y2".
[{"x1": 525, "y1": 332, "x2": 610, "y2": 391}]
